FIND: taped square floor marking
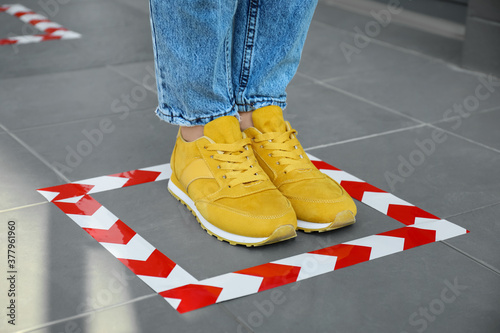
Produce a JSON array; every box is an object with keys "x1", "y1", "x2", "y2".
[
  {"x1": 0, "y1": 4, "x2": 80, "y2": 45},
  {"x1": 37, "y1": 153, "x2": 468, "y2": 313}
]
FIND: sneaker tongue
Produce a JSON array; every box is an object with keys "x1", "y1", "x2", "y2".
[
  {"x1": 252, "y1": 105, "x2": 286, "y2": 133},
  {"x1": 203, "y1": 116, "x2": 242, "y2": 143}
]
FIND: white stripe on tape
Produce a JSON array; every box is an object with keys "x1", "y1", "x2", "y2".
[
  {"x1": 66, "y1": 206, "x2": 118, "y2": 230},
  {"x1": 75, "y1": 176, "x2": 130, "y2": 194},
  {"x1": 409, "y1": 219, "x2": 468, "y2": 241},
  {"x1": 361, "y1": 192, "x2": 412, "y2": 213},
  {"x1": 413, "y1": 217, "x2": 441, "y2": 225},
  {"x1": 306, "y1": 153, "x2": 320, "y2": 161},
  {"x1": 273, "y1": 253, "x2": 337, "y2": 281},
  {"x1": 33, "y1": 22, "x2": 62, "y2": 30},
  {"x1": 164, "y1": 297, "x2": 182, "y2": 310},
  {"x1": 138, "y1": 266, "x2": 198, "y2": 292},
  {"x1": 58, "y1": 31, "x2": 81, "y2": 39},
  {"x1": 200, "y1": 273, "x2": 264, "y2": 303},
  {"x1": 100, "y1": 234, "x2": 155, "y2": 261},
  {"x1": 6, "y1": 4, "x2": 28, "y2": 15},
  {"x1": 140, "y1": 163, "x2": 172, "y2": 181},
  {"x1": 55, "y1": 195, "x2": 84, "y2": 204},
  {"x1": 18, "y1": 13, "x2": 47, "y2": 22},
  {"x1": 321, "y1": 169, "x2": 364, "y2": 183},
  {"x1": 37, "y1": 190, "x2": 59, "y2": 202},
  {"x1": 14, "y1": 36, "x2": 44, "y2": 44},
  {"x1": 344, "y1": 235, "x2": 405, "y2": 260}
]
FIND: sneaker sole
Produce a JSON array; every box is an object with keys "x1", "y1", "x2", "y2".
[
  {"x1": 297, "y1": 210, "x2": 356, "y2": 233},
  {"x1": 167, "y1": 180, "x2": 296, "y2": 247}
]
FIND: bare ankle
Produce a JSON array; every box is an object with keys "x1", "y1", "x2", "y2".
[
  {"x1": 180, "y1": 125, "x2": 204, "y2": 142},
  {"x1": 239, "y1": 111, "x2": 254, "y2": 130}
]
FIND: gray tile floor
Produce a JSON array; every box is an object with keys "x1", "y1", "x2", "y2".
[{"x1": 1, "y1": 0, "x2": 499, "y2": 332}]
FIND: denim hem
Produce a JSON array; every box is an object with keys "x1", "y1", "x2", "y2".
[
  {"x1": 235, "y1": 97, "x2": 287, "y2": 112},
  {"x1": 155, "y1": 105, "x2": 240, "y2": 126}
]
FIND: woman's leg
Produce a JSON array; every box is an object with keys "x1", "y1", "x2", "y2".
[
  {"x1": 233, "y1": 1, "x2": 358, "y2": 232},
  {"x1": 232, "y1": 0, "x2": 318, "y2": 115},
  {"x1": 149, "y1": 0, "x2": 238, "y2": 128},
  {"x1": 148, "y1": 0, "x2": 297, "y2": 246}
]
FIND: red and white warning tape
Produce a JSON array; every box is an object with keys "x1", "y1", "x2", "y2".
[
  {"x1": 0, "y1": 4, "x2": 80, "y2": 45},
  {"x1": 37, "y1": 154, "x2": 468, "y2": 313}
]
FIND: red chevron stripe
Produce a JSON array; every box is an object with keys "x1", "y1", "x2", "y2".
[
  {"x1": 109, "y1": 170, "x2": 162, "y2": 188},
  {"x1": 311, "y1": 160, "x2": 340, "y2": 171},
  {"x1": 0, "y1": 39, "x2": 17, "y2": 45},
  {"x1": 14, "y1": 11, "x2": 35, "y2": 17},
  {"x1": 53, "y1": 195, "x2": 102, "y2": 216},
  {"x1": 310, "y1": 244, "x2": 372, "y2": 269},
  {"x1": 83, "y1": 220, "x2": 135, "y2": 244},
  {"x1": 41, "y1": 34, "x2": 63, "y2": 41},
  {"x1": 39, "y1": 183, "x2": 95, "y2": 201},
  {"x1": 160, "y1": 284, "x2": 223, "y2": 314},
  {"x1": 386, "y1": 204, "x2": 440, "y2": 226},
  {"x1": 237, "y1": 263, "x2": 301, "y2": 292},
  {"x1": 379, "y1": 227, "x2": 437, "y2": 250},
  {"x1": 29, "y1": 19, "x2": 50, "y2": 25},
  {"x1": 44, "y1": 27, "x2": 67, "y2": 34},
  {"x1": 118, "y1": 249, "x2": 176, "y2": 278},
  {"x1": 340, "y1": 181, "x2": 386, "y2": 201},
  {"x1": 0, "y1": 7, "x2": 8, "y2": 12}
]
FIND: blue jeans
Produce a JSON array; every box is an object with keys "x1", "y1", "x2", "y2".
[{"x1": 149, "y1": 0, "x2": 318, "y2": 126}]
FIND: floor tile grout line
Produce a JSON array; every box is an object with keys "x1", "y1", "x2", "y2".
[
  {"x1": 440, "y1": 201, "x2": 500, "y2": 277},
  {"x1": 219, "y1": 304, "x2": 257, "y2": 333},
  {"x1": 316, "y1": 65, "x2": 413, "y2": 85},
  {"x1": 0, "y1": 58, "x2": 154, "y2": 81},
  {"x1": 311, "y1": 17, "x2": 496, "y2": 80},
  {"x1": 427, "y1": 105, "x2": 500, "y2": 127},
  {"x1": 304, "y1": 124, "x2": 426, "y2": 151},
  {"x1": 479, "y1": 105, "x2": 500, "y2": 114},
  {"x1": 108, "y1": 0, "x2": 150, "y2": 14},
  {"x1": 10, "y1": 107, "x2": 153, "y2": 134},
  {"x1": 297, "y1": 71, "x2": 427, "y2": 125},
  {"x1": 0, "y1": 201, "x2": 48, "y2": 214},
  {"x1": 298, "y1": 71, "x2": 500, "y2": 156},
  {"x1": 19, "y1": 294, "x2": 159, "y2": 333},
  {"x1": 311, "y1": 19, "x2": 444, "y2": 66},
  {"x1": 426, "y1": 123, "x2": 500, "y2": 155},
  {"x1": 442, "y1": 201, "x2": 500, "y2": 220},
  {"x1": 107, "y1": 64, "x2": 158, "y2": 95},
  {"x1": 0, "y1": 122, "x2": 70, "y2": 183},
  {"x1": 441, "y1": 241, "x2": 500, "y2": 276},
  {"x1": 320, "y1": 0, "x2": 465, "y2": 41},
  {"x1": 314, "y1": 73, "x2": 362, "y2": 83}
]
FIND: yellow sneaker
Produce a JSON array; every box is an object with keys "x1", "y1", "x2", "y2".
[
  {"x1": 168, "y1": 116, "x2": 297, "y2": 246},
  {"x1": 244, "y1": 106, "x2": 357, "y2": 233}
]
